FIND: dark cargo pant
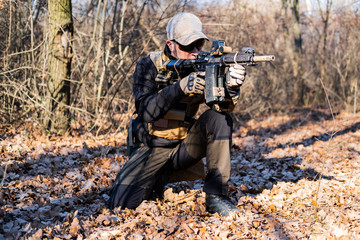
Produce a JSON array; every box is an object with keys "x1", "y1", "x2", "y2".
[{"x1": 108, "y1": 109, "x2": 233, "y2": 209}]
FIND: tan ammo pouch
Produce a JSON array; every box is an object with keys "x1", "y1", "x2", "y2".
[
  {"x1": 212, "y1": 98, "x2": 237, "y2": 113},
  {"x1": 148, "y1": 109, "x2": 190, "y2": 140}
]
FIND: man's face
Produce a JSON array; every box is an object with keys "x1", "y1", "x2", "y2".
[{"x1": 166, "y1": 39, "x2": 205, "y2": 60}]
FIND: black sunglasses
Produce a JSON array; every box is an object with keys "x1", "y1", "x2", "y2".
[{"x1": 173, "y1": 39, "x2": 205, "y2": 52}]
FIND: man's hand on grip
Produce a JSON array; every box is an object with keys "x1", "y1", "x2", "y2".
[
  {"x1": 226, "y1": 64, "x2": 246, "y2": 99},
  {"x1": 179, "y1": 72, "x2": 205, "y2": 95},
  {"x1": 226, "y1": 64, "x2": 246, "y2": 88}
]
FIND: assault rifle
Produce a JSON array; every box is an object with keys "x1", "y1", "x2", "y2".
[{"x1": 161, "y1": 40, "x2": 275, "y2": 105}]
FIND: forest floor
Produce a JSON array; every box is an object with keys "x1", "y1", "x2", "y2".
[{"x1": 1, "y1": 109, "x2": 360, "y2": 240}]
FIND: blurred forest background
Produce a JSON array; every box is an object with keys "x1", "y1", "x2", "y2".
[{"x1": 0, "y1": 0, "x2": 359, "y2": 135}]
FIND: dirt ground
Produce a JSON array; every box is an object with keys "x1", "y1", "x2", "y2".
[{"x1": 1, "y1": 109, "x2": 359, "y2": 239}]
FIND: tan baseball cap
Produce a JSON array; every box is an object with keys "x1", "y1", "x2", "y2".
[{"x1": 166, "y1": 12, "x2": 208, "y2": 46}]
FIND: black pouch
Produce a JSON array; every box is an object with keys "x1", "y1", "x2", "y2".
[{"x1": 126, "y1": 113, "x2": 138, "y2": 156}]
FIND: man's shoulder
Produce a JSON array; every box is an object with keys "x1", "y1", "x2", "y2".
[
  {"x1": 134, "y1": 55, "x2": 158, "y2": 82},
  {"x1": 138, "y1": 55, "x2": 153, "y2": 66},
  {"x1": 136, "y1": 54, "x2": 156, "y2": 70},
  {"x1": 149, "y1": 51, "x2": 163, "y2": 69}
]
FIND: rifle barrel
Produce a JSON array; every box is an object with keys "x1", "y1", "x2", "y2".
[{"x1": 253, "y1": 55, "x2": 275, "y2": 62}]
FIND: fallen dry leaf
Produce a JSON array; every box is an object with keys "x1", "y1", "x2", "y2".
[{"x1": 1, "y1": 110, "x2": 359, "y2": 239}]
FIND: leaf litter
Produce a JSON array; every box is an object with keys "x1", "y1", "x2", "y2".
[{"x1": 0, "y1": 110, "x2": 359, "y2": 239}]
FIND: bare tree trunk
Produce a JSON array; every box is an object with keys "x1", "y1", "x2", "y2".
[
  {"x1": 95, "y1": 0, "x2": 108, "y2": 116},
  {"x1": 282, "y1": 0, "x2": 303, "y2": 106},
  {"x1": 92, "y1": 0, "x2": 103, "y2": 112},
  {"x1": 317, "y1": 0, "x2": 332, "y2": 107},
  {"x1": 46, "y1": 0, "x2": 73, "y2": 134},
  {"x1": 353, "y1": 78, "x2": 358, "y2": 113},
  {"x1": 291, "y1": 0, "x2": 304, "y2": 106}
]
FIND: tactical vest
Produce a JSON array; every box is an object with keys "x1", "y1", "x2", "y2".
[{"x1": 147, "y1": 51, "x2": 203, "y2": 140}]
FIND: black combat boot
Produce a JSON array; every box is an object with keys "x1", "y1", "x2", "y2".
[{"x1": 205, "y1": 193, "x2": 240, "y2": 216}]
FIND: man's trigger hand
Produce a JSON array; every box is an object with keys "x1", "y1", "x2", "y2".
[{"x1": 179, "y1": 72, "x2": 205, "y2": 95}]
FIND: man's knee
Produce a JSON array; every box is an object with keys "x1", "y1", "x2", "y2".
[{"x1": 198, "y1": 109, "x2": 232, "y2": 140}]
